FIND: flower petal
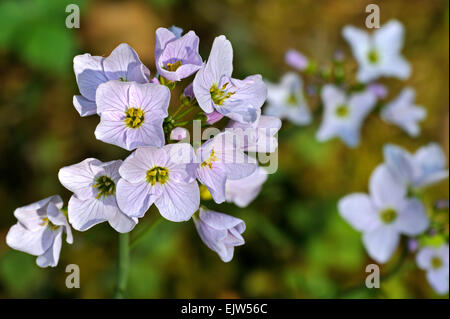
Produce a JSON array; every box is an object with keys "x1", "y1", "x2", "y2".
[
  {"x1": 103, "y1": 43, "x2": 149, "y2": 83},
  {"x1": 396, "y1": 198, "x2": 429, "y2": 236},
  {"x1": 383, "y1": 143, "x2": 415, "y2": 187},
  {"x1": 369, "y1": 164, "x2": 407, "y2": 209},
  {"x1": 338, "y1": 193, "x2": 380, "y2": 232},
  {"x1": 6, "y1": 223, "x2": 55, "y2": 256},
  {"x1": 58, "y1": 158, "x2": 100, "y2": 200},
  {"x1": 116, "y1": 179, "x2": 160, "y2": 218},
  {"x1": 73, "y1": 95, "x2": 97, "y2": 117},
  {"x1": 155, "y1": 180, "x2": 200, "y2": 222},
  {"x1": 363, "y1": 227, "x2": 400, "y2": 263},
  {"x1": 73, "y1": 54, "x2": 107, "y2": 101},
  {"x1": 119, "y1": 147, "x2": 168, "y2": 184},
  {"x1": 427, "y1": 270, "x2": 449, "y2": 295},
  {"x1": 36, "y1": 228, "x2": 62, "y2": 268},
  {"x1": 108, "y1": 210, "x2": 138, "y2": 233}
]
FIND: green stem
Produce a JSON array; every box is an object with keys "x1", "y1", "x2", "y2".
[
  {"x1": 114, "y1": 232, "x2": 130, "y2": 298},
  {"x1": 130, "y1": 216, "x2": 163, "y2": 249},
  {"x1": 174, "y1": 120, "x2": 190, "y2": 127},
  {"x1": 174, "y1": 105, "x2": 197, "y2": 120}
]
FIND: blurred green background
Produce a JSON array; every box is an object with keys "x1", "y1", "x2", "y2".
[{"x1": 0, "y1": 0, "x2": 448, "y2": 298}]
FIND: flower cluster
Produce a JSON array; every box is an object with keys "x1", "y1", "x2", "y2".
[
  {"x1": 7, "y1": 26, "x2": 279, "y2": 266},
  {"x1": 339, "y1": 143, "x2": 449, "y2": 294},
  {"x1": 265, "y1": 20, "x2": 426, "y2": 148}
]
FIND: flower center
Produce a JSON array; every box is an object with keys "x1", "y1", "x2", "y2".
[
  {"x1": 285, "y1": 93, "x2": 298, "y2": 106},
  {"x1": 380, "y1": 208, "x2": 397, "y2": 224},
  {"x1": 41, "y1": 217, "x2": 60, "y2": 231},
  {"x1": 124, "y1": 107, "x2": 145, "y2": 129},
  {"x1": 93, "y1": 175, "x2": 116, "y2": 198},
  {"x1": 431, "y1": 256, "x2": 443, "y2": 269},
  {"x1": 367, "y1": 49, "x2": 379, "y2": 64},
  {"x1": 201, "y1": 149, "x2": 219, "y2": 169},
  {"x1": 335, "y1": 104, "x2": 350, "y2": 118},
  {"x1": 146, "y1": 166, "x2": 169, "y2": 185},
  {"x1": 164, "y1": 60, "x2": 182, "y2": 72},
  {"x1": 210, "y1": 83, "x2": 235, "y2": 106}
]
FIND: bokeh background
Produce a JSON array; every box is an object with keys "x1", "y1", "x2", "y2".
[{"x1": 0, "y1": 0, "x2": 448, "y2": 298}]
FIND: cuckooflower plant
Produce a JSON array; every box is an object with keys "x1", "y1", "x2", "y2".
[
  {"x1": 383, "y1": 143, "x2": 449, "y2": 189},
  {"x1": 381, "y1": 88, "x2": 426, "y2": 137},
  {"x1": 95, "y1": 81, "x2": 170, "y2": 150},
  {"x1": 416, "y1": 244, "x2": 449, "y2": 295},
  {"x1": 192, "y1": 132, "x2": 257, "y2": 204},
  {"x1": 6, "y1": 196, "x2": 73, "y2": 268},
  {"x1": 316, "y1": 84, "x2": 377, "y2": 148},
  {"x1": 264, "y1": 72, "x2": 311, "y2": 126},
  {"x1": 117, "y1": 144, "x2": 200, "y2": 222},
  {"x1": 73, "y1": 43, "x2": 150, "y2": 116},
  {"x1": 193, "y1": 35, "x2": 267, "y2": 124},
  {"x1": 155, "y1": 27, "x2": 203, "y2": 82},
  {"x1": 193, "y1": 208, "x2": 246, "y2": 262},
  {"x1": 342, "y1": 20, "x2": 411, "y2": 83},
  {"x1": 339, "y1": 164, "x2": 429, "y2": 263},
  {"x1": 58, "y1": 159, "x2": 137, "y2": 233}
]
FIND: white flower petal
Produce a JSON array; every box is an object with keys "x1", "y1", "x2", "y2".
[
  {"x1": 369, "y1": 164, "x2": 407, "y2": 209},
  {"x1": 338, "y1": 193, "x2": 380, "y2": 232},
  {"x1": 36, "y1": 228, "x2": 63, "y2": 268},
  {"x1": 73, "y1": 54, "x2": 107, "y2": 101},
  {"x1": 58, "y1": 158, "x2": 100, "y2": 200},
  {"x1": 73, "y1": 95, "x2": 97, "y2": 117},
  {"x1": 383, "y1": 143, "x2": 416, "y2": 187},
  {"x1": 155, "y1": 180, "x2": 200, "y2": 222},
  {"x1": 427, "y1": 270, "x2": 449, "y2": 295},
  {"x1": 395, "y1": 198, "x2": 429, "y2": 236},
  {"x1": 6, "y1": 223, "x2": 54, "y2": 256},
  {"x1": 363, "y1": 227, "x2": 400, "y2": 263},
  {"x1": 108, "y1": 209, "x2": 138, "y2": 233},
  {"x1": 116, "y1": 179, "x2": 159, "y2": 218}
]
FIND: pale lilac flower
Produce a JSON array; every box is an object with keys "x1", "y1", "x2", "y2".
[
  {"x1": 227, "y1": 110, "x2": 281, "y2": 153},
  {"x1": 73, "y1": 43, "x2": 150, "y2": 117},
  {"x1": 183, "y1": 82, "x2": 195, "y2": 100},
  {"x1": 264, "y1": 72, "x2": 311, "y2": 126},
  {"x1": 338, "y1": 164, "x2": 429, "y2": 263},
  {"x1": 343, "y1": 20, "x2": 411, "y2": 83},
  {"x1": 116, "y1": 144, "x2": 200, "y2": 222},
  {"x1": 383, "y1": 143, "x2": 449, "y2": 189},
  {"x1": 285, "y1": 49, "x2": 309, "y2": 71},
  {"x1": 94, "y1": 81, "x2": 170, "y2": 151},
  {"x1": 170, "y1": 127, "x2": 188, "y2": 141},
  {"x1": 6, "y1": 196, "x2": 73, "y2": 268},
  {"x1": 155, "y1": 27, "x2": 203, "y2": 82},
  {"x1": 58, "y1": 158, "x2": 137, "y2": 233},
  {"x1": 205, "y1": 111, "x2": 224, "y2": 125},
  {"x1": 316, "y1": 84, "x2": 377, "y2": 148},
  {"x1": 225, "y1": 166, "x2": 268, "y2": 207},
  {"x1": 193, "y1": 208, "x2": 245, "y2": 262},
  {"x1": 381, "y1": 88, "x2": 426, "y2": 137},
  {"x1": 416, "y1": 244, "x2": 449, "y2": 295},
  {"x1": 368, "y1": 83, "x2": 388, "y2": 99},
  {"x1": 168, "y1": 25, "x2": 183, "y2": 38},
  {"x1": 192, "y1": 132, "x2": 257, "y2": 204},
  {"x1": 193, "y1": 36, "x2": 267, "y2": 124},
  {"x1": 150, "y1": 77, "x2": 160, "y2": 84}
]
